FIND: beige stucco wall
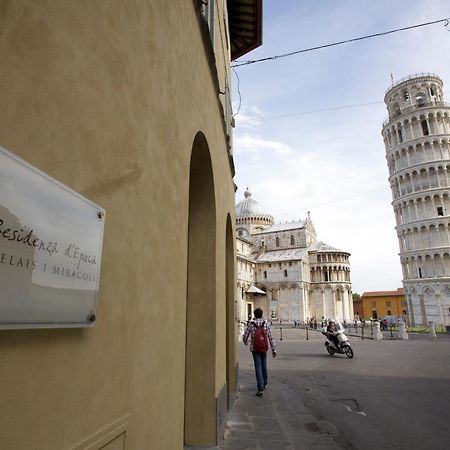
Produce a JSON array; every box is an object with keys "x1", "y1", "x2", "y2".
[{"x1": 0, "y1": 1, "x2": 236, "y2": 449}]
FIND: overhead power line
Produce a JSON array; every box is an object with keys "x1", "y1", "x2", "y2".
[
  {"x1": 232, "y1": 17, "x2": 450, "y2": 68},
  {"x1": 232, "y1": 67, "x2": 242, "y2": 118},
  {"x1": 310, "y1": 186, "x2": 390, "y2": 210},
  {"x1": 236, "y1": 100, "x2": 383, "y2": 123},
  {"x1": 235, "y1": 89, "x2": 450, "y2": 124}
]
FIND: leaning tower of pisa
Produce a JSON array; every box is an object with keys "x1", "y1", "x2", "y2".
[{"x1": 382, "y1": 73, "x2": 450, "y2": 326}]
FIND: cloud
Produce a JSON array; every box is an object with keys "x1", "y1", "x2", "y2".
[
  {"x1": 233, "y1": 105, "x2": 267, "y2": 130},
  {"x1": 234, "y1": 133, "x2": 294, "y2": 157},
  {"x1": 234, "y1": 120, "x2": 402, "y2": 294}
]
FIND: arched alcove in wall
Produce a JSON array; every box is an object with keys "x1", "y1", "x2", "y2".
[
  {"x1": 184, "y1": 131, "x2": 217, "y2": 446},
  {"x1": 225, "y1": 213, "x2": 237, "y2": 409}
]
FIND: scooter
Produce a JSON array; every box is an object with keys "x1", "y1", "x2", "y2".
[{"x1": 321, "y1": 322, "x2": 354, "y2": 359}]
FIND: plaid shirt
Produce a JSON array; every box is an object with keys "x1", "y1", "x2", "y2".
[{"x1": 243, "y1": 318, "x2": 276, "y2": 353}]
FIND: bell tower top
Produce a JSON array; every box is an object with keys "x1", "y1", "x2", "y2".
[{"x1": 384, "y1": 73, "x2": 444, "y2": 120}]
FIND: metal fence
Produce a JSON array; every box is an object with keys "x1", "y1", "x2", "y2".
[{"x1": 239, "y1": 320, "x2": 449, "y2": 342}]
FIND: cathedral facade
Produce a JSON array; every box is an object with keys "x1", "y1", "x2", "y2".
[{"x1": 236, "y1": 190, "x2": 353, "y2": 324}]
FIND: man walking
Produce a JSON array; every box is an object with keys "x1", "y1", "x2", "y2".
[{"x1": 243, "y1": 308, "x2": 277, "y2": 396}]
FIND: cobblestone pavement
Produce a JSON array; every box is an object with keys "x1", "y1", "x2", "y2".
[
  {"x1": 222, "y1": 331, "x2": 347, "y2": 450},
  {"x1": 221, "y1": 368, "x2": 346, "y2": 450},
  {"x1": 221, "y1": 329, "x2": 450, "y2": 450}
]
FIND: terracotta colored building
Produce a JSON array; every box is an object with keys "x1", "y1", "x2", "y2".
[{"x1": 357, "y1": 288, "x2": 407, "y2": 320}]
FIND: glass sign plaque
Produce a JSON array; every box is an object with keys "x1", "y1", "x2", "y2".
[{"x1": 0, "y1": 146, "x2": 105, "y2": 329}]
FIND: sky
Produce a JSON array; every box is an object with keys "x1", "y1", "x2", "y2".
[{"x1": 231, "y1": 0, "x2": 450, "y2": 294}]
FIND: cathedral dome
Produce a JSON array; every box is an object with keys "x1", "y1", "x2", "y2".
[
  {"x1": 236, "y1": 190, "x2": 270, "y2": 217},
  {"x1": 235, "y1": 189, "x2": 274, "y2": 228}
]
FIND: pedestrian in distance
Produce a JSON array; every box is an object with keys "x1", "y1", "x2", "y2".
[{"x1": 243, "y1": 307, "x2": 277, "y2": 397}]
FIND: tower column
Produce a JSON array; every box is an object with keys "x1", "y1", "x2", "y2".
[
  {"x1": 419, "y1": 294, "x2": 427, "y2": 326},
  {"x1": 321, "y1": 289, "x2": 326, "y2": 319},
  {"x1": 342, "y1": 289, "x2": 349, "y2": 320},
  {"x1": 413, "y1": 201, "x2": 419, "y2": 220},
  {"x1": 407, "y1": 294, "x2": 414, "y2": 326},
  {"x1": 426, "y1": 118, "x2": 432, "y2": 136},
  {"x1": 332, "y1": 290, "x2": 336, "y2": 319}
]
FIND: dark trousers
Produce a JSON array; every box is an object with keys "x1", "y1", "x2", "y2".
[{"x1": 252, "y1": 351, "x2": 268, "y2": 391}]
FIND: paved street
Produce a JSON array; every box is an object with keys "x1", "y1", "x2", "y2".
[{"x1": 222, "y1": 329, "x2": 450, "y2": 450}]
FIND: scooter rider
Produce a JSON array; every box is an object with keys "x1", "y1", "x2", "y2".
[{"x1": 326, "y1": 320, "x2": 340, "y2": 349}]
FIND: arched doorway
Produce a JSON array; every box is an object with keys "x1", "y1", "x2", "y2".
[
  {"x1": 225, "y1": 213, "x2": 237, "y2": 409},
  {"x1": 184, "y1": 132, "x2": 217, "y2": 446}
]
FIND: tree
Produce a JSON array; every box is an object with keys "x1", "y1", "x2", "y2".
[{"x1": 352, "y1": 292, "x2": 361, "y2": 301}]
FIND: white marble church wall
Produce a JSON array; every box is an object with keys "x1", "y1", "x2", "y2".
[
  {"x1": 335, "y1": 296, "x2": 344, "y2": 321},
  {"x1": 406, "y1": 283, "x2": 450, "y2": 325},
  {"x1": 277, "y1": 288, "x2": 290, "y2": 321},
  {"x1": 288, "y1": 286, "x2": 302, "y2": 322},
  {"x1": 311, "y1": 289, "x2": 323, "y2": 319},
  {"x1": 310, "y1": 287, "x2": 353, "y2": 322}
]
